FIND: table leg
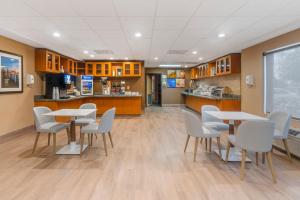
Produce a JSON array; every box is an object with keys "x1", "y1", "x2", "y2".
[
  {"x1": 56, "y1": 119, "x2": 88, "y2": 155},
  {"x1": 70, "y1": 120, "x2": 76, "y2": 142}
]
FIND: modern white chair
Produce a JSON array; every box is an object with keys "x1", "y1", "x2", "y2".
[
  {"x1": 75, "y1": 103, "x2": 97, "y2": 125},
  {"x1": 182, "y1": 109, "x2": 222, "y2": 162},
  {"x1": 75, "y1": 103, "x2": 97, "y2": 146},
  {"x1": 268, "y1": 111, "x2": 292, "y2": 162},
  {"x1": 201, "y1": 105, "x2": 229, "y2": 131},
  {"x1": 33, "y1": 106, "x2": 70, "y2": 154},
  {"x1": 80, "y1": 107, "x2": 116, "y2": 156},
  {"x1": 225, "y1": 120, "x2": 276, "y2": 183},
  {"x1": 201, "y1": 105, "x2": 229, "y2": 150}
]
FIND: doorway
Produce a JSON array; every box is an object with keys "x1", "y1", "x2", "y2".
[{"x1": 146, "y1": 73, "x2": 162, "y2": 106}]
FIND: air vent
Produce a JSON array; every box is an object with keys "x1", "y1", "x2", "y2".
[
  {"x1": 167, "y1": 50, "x2": 188, "y2": 55},
  {"x1": 94, "y1": 50, "x2": 114, "y2": 55}
]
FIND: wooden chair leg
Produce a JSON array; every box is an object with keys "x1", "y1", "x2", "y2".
[
  {"x1": 256, "y1": 152, "x2": 259, "y2": 167},
  {"x1": 184, "y1": 134, "x2": 190, "y2": 153},
  {"x1": 108, "y1": 131, "x2": 113, "y2": 148},
  {"x1": 266, "y1": 152, "x2": 277, "y2": 183},
  {"x1": 32, "y1": 132, "x2": 40, "y2": 153},
  {"x1": 53, "y1": 133, "x2": 56, "y2": 154},
  {"x1": 217, "y1": 137, "x2": 222, "y2": 160},
  {"x1": 200, "y1": 138, "x2": 203, "y2": 144},
  {"x1": 102, "y1": 134, "x2": 108, "y2": 156},
  {"x1": 205, "y1": 138, "x2": 207, "y2": 151},
  {"x1": 262, "y1": 152, "x2": 265, "y2": 164},
  {"x1": 193, "y1": 137, "x2": 199, "y2": 162},
  {"x1": 66, "y1": 128, "x2": 70, "y2": 144},
  {"x1": 88, "y1": 135, "x2": 91, "y2": 146},
  {"x1": 209, "y1": 138, "x2": 212, "y2": 153},
  {"x1": 80, "y1": 133, "x2": 84, "y2": 157},
  {"x1": 47, "y1": 133, "x2": 51, "y2": 146},
  {"x1": 91, "y1": 134, "x2": 93, "y2": 147},
  {"x1": 225, "y1": 141, "x2": 231, "y2": 163},
  {"x1": 240, "y1": 149, "x2": 247, "y2": 180},
  {"x1": 283, "y1": 139, "x2": 292, "y2": 162}
]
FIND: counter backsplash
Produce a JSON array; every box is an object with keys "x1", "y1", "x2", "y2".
[{"x1": 193, "y1": 74, "x2": 241, "y2": 95}]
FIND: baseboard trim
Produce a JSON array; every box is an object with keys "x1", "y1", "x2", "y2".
[
  {"x1": 162, "y1": 104, "x2": 184, "y2": 107},
  {"x1": 0, "y1": 125, "x2": 34, "y2": 143}
]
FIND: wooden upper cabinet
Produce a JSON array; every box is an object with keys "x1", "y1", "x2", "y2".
[
  {"x1": 190, "y1": 53, "x2": 240, "y2": 79},
  {"x1": 94, "y1": 63, "x2": 103, "y2": 76},
  {"x1": 123, "y1": 63, "x2": 131, "y2": 76},
  {"x1": 103, "y1": 62, "x2": 111, "y2": 77},
  {"x1": 85, "y1": 62, "x2": 94, "y2": 75},
  {"x1": 132, "y1": 62, "x2": 141, "y2": 76},
  {"x1": 35, "y1": 49, "x2": 60, "y2": 73}
]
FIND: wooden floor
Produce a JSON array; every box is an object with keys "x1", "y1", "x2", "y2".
[{"x1": 1, "y1": 107, "x2": 300, "y2": 200}]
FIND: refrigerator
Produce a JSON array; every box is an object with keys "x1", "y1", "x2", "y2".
[{"x1": 77, "y1": 75, "x2": 93, "y2": 96}]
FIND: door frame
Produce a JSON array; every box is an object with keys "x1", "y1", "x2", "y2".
[{"x1": 145, "y1": 73, "x2": 162, "y2": 107}]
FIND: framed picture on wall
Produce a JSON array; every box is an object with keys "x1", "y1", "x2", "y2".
[
  {"x1": 0, "y1": 50, "x2": 23, "y2": 93},
  {"x1": 176, "y1": 79, "x2": 185, "y2": 88},
  {"x1": 167, "y1": 70, "x2": 177, "y2": 78}
]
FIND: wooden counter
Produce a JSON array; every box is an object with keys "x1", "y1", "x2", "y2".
[
  {"x1": 183, "y1": 94, "x2": 241, "y2": 113},
  {"x1": 34, "y1": 96, "x2": 142, "y2": 122}
]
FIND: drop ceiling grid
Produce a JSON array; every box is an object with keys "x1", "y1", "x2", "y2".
[{"x1": 0, "y1": 0, "x2": 298, "y2": 65}]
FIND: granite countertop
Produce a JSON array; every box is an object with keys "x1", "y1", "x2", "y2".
[
  {"x1": 35, "y1": 94, "x2": 142, "y2": 102},
  {"x1": 181, "y1": 91, "x2": 240, "y2": 100}
]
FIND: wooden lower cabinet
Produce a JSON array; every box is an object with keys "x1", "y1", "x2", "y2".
[
  {"x1": 184, "y1": 95, "x2": 241, "y2": 113},
  {"x1": 34, "y1": 96, "x2": 142, "y2": 122}
]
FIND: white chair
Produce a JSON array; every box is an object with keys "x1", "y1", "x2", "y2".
[
  {"x1": 80, "y1": 107, "x2": 116, "y2": 156},
  {"x1": 201, "y1": 105, "x2": 229, "y2": 131},
  {"x1": 33, "y1": 106, "x2": 70, "y2": 154},
  {"x1": 268, "y1": 111, "x2": 292, "y2": 162},
  {"x1": 75, "y1": 103, "x2": 97, "y2": 126},
  {"x1": 182, "y1": 109, "x2": 222, "y2": 162},
  {"x1": 225, "y1": 120, "x2": 276, "y2": 183}
]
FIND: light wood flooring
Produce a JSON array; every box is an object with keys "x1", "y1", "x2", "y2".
[{"x1": 1, "y1": 107, "x2": 300, "y2": 200}]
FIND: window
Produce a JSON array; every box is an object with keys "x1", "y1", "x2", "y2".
[{"x1": 264, "y1": 43, "x2": 300, "y2": 118}]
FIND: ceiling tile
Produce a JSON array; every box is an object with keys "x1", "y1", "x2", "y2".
[
  {"x1": 113, "y1": 0, "x2": 156, "y2": 16},
  {"x1": 157, "y1": 0, "x2": 204, "y2": 17},
  {"x1": 194, "y1": 0, "x2": 247, "y2": 17},
  {"x1": 186, "y1": 17, "x2": 227, "y2": 30},
  {"x1": 232, "y1": 0, "x2": 288, "y2": 17},
  {"x1": 84, "y1": 17, "x2": 122, "y2": 30},
  {"x1": 215, "y1": 17, "x2": 261, "y2": 35},
  {"x1": 120, "y1": 17, "x2": 154, "y2": 38},
  {"x1": 24, "y1": 0, "x2": 78, "y2": 17},
  {"x1": 71, "y1": 0, "x2": 116, "y2": 17},
  {"x1": 154, "y1": 17, "x2": 189, "y2": 30},
  {"x1": 0, "y1": 0, "x2": 40, "y2": 17},
  {"x1": 48, "y1": 17, "x2": 90, "y2": 30}
]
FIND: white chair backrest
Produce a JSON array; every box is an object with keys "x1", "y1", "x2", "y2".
[
  {"x1": 33, "y1": 106, "x2": 55, "y2": 129},
  {"x1": 78, "y1": 103, "x2": 97, "y2": 119},
  {"x1": 236, "y1": 120, "x2": 275, "y2": 152},
  {"x1": 182, "y1": 109, "x2": 206, "y2": 138},
  {"x1": 201, "y1": 105, "x2": 222, "y2": 123},
  {"x1": 268, "y1": 111, "x2": 291, "y2": 138},
  {"x1": 98, "y1": 107, "x2": 116, "y2": 133}
]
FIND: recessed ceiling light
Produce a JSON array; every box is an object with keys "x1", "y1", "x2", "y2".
[
  {"x1": 124, "y1": 57, "x2": 128, "y2": 60},
  {"x1": 185, "y1": 65, "x2": 188, "y2": 68},
  {"x1": 218, "y1": 33, "x2": 226, "y2": 38},
  {"x1": 198, "y1": 57, "x2": 203, "y2": 60},
  {"x1": 154, "y1": 57, "x2": 158, "y2": 60},
  {"x1": 110, "y1": 57, "x2": 114, "y2": 60},
  {"x1": 135, "y1": 32, "x2": 142, "y2": 38},
  {"x1": 192, "y1": 51, "x2": 198, "y2": 55},
  {"x1": 159, "y1": 64, "x2": 181, "y2": 67},
  {"x1": 53, "y1": 32, "x2": 61, "y2": 38},
  {"x1": 90, "y1": 54, "x2": 95, "y2": 58},
  {"x1": 83, "y1": 50, "x2": 89, "y2": 54}
]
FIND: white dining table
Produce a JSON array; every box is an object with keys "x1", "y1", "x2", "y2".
[
  {"x1": 44, "y1": 109, "x2": 97, "y2": 155},
  {"x1": 204, "y1": 111, "x2": 269, "y2": 162}
]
